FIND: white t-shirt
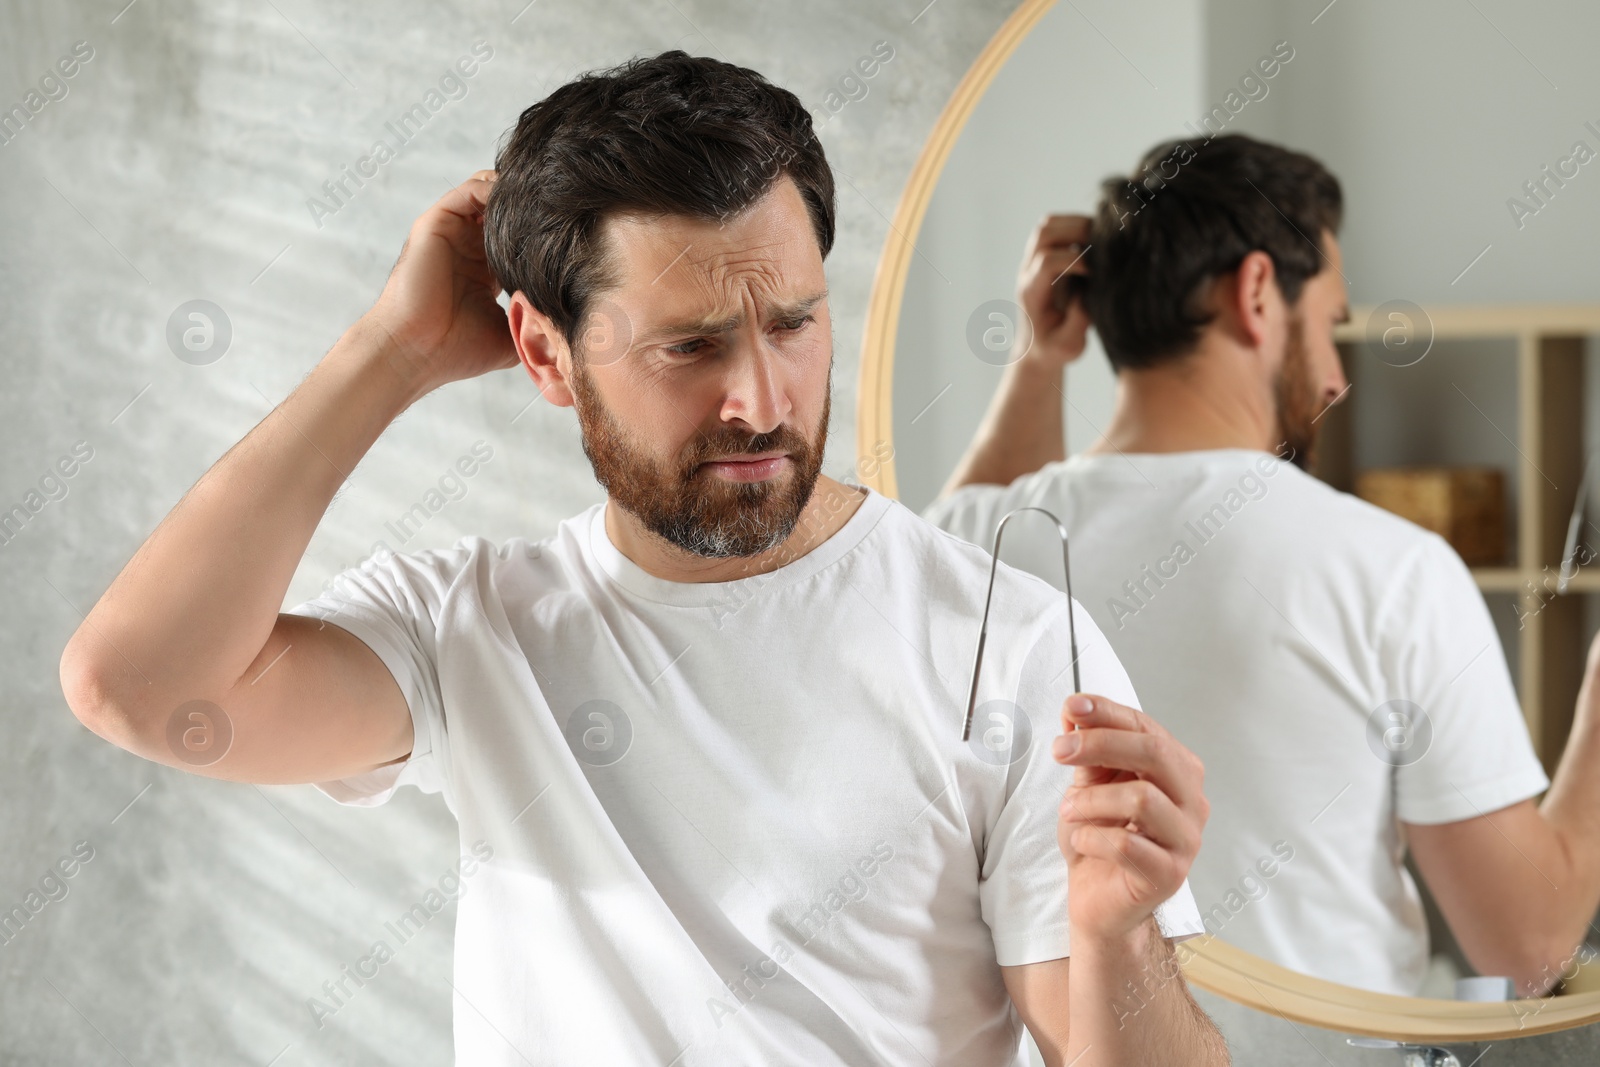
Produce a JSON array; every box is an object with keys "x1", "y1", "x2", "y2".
[
  {"x1": 923, "y1": 449, "x2": 1551, "y2": 996},
  {"x1": 286, "y1": 485, "x2": 1203, "y2": 1066}
]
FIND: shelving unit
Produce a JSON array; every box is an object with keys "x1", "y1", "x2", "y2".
[{"x1": 1320, "y1": 305, "x2": 1600, "y2": 771}]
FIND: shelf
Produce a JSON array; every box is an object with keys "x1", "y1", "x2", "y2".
[
  {"x1": 1468, "y1": 569, "x2": 1600, "y2": 594},
  {"x1": 1471, "y1": 567, "x2": 1526, "y2": 593},
  {"x1": 1555, "y1": 571, "x2": 1600, "y2": 594},
  {"x1": 1336, "y1": 304, "x2": 1600, "y2": 342}
]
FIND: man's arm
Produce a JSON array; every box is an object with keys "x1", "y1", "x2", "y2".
[
  {"x1": 1406, "y1": 635, "x2": 1600, "y2": 996},
  {"x1": 939, "y1": 214, "x2": 1091, "y2": 499},
  {"x1": 1002, "y1": 693, "x2": 1227, "y2": 1066},
  {"x1": 58, "y1": 171, "x2": 517, "y2": 785},
  {"x1": 1003, "y1": 921, "x2": 1225, "y2": 1067}
]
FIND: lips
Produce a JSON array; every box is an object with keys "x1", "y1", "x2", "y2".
[{"x1": 701, "y1": 453, "x2": 790, "y2": 482}]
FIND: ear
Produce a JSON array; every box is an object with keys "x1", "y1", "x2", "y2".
[
  {"x1": 508, "y1": 293, "x2": 576, "y2": 408},
  {"x1": 1231, "y1": 249, "x2": 1282, "y2": 351}
]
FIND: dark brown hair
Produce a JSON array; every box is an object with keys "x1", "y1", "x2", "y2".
[
  {"x1": 484, "y1": 50, "x2": 835, "y2": 350},
  {"x1": 1083, "y1": 133, "x2": 1343, "y2": 371}
]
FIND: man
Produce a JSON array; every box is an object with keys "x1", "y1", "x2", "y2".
[
  {"x1": 925, "y1": 132, "x2": 1600, "y2": 999},
  {"x1": 58, "y1": 53, "x2": 1227, "y2": 1066}
]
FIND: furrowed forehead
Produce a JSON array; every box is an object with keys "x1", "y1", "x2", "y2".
[
  {"x1": 592, "y1": 179, "x2": 826, "y2": 341},
  {"x1": 632, "y1": 288, "x2": 829, "y2": 345}
]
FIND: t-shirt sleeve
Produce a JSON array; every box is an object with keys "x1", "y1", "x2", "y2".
[
  {"x1": 978, "y1": 597, "x2": 1206, "y2": 966},
  {"x1": 282, "y1": 544, "x2": 465, "y2": 809},
  {"x1": 1380, "y1": 534, "x2": 1550, "y2": 825},
  {"x1": 920, "y1": 480, "x2": 1022, "y2": 551}
]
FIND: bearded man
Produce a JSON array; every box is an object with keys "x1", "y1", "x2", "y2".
[
  {"x1": 926, "y1": 133, "x2": 1600, "y2": 1001},
  {"x1": 60, "y1": 52, "x2": 1226, "y2": 1067}
]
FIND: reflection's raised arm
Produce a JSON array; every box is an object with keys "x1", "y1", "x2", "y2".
[{"x1": 939, "y1": 213, "x2": 1091, "y2": 498}]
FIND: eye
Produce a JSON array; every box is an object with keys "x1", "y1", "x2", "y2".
[{"x1": 664, "y1": 314, "x2": 813, "y2": 356}]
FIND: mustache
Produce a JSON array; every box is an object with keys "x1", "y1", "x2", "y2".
[{"x1": 684, "y1": 427, "x2": 807, "y2": 468}]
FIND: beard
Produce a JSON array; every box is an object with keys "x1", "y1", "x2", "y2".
[
  {"x1": 568, "y1": 356, "x2": 831, "y2": 559},
  {"x1": 1273, "y1": 313, "x2": 1321, "y2": 472}
]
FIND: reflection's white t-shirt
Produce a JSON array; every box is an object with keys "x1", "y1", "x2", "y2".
[
  {"x1": 287, "y1": 486, "x2": 1203, "y2": 1067},
  {"x1": 922, "y1": 449, "x2": 1550, "y2": 996}
]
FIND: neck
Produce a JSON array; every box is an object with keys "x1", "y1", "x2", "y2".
[
  {"x1": 1089, "y1": 338, "x2": 1277, "y2": 457},
  {"x1": 604, "y1": 473, "x2": 867, "y2": 583}
]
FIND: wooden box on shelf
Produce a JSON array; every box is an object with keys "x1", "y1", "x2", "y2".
[{"x1": 1355, "y1": 467, "x2": 1508, "y2": 566}]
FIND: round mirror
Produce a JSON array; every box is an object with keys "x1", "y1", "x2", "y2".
[{"x1": 856, "y1": 0, "x2": 1600, "y2": 1052}]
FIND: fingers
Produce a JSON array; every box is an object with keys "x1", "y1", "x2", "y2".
[
  {"x1": 1019, "y1": 248, "x2": 1090, "y2": 322},
  {"x1": 426, "y1": 206, "x2": 489, "y2": 261},
  {"x1": 1030, "y1": 213, "x2": 1092, "y2": 247},
  {"x1": 1065, "y1": 824, "x2": 1185, "y2": 900},
  {"x1": 1039, "y1": 246, "x2": 1090, "y2": 283},
  {"x1": 1060, "y1": 778, "x2": 1198, "y2": 856},
  {"x1": 429, "y1": 171, "x2": 499, "y2": 226},
  {"x1": 1055, "y1": 693, "x2": 1206, "y2": 922},
  {"x1": 1062, "y1": 692, "x2": 1142, "y2": 733},
  {"x1": 1021, "y1": 246, "x2": 1089, "y2": 290},
  {"x1": 1055, "y1": 728, "x2": 1191, "y2": 808},
  {"x1": 1020, "y1": 214, "x2": 1091, "y2": 283},
  {"x1": 411, "y1": 173, "x2": 503, "y2": 275},
  {"x1": 1054, "y1": 694, "x2": 1206, "y2": 814}
]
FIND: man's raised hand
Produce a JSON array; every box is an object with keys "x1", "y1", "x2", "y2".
[
  {"x1": 1015, "y1": 213, "x2": 1093, "y2": 369},
  {"x1": 360, "y1": 170, "x2": 520, "y2": 399}
]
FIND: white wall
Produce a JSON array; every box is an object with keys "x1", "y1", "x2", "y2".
[
  {"x1": 892, "y1": 0, "x2": 1204, "y2": 514},
  {"x1": 1207, "y1": 0, "x2": 1600, "y2": 308}
]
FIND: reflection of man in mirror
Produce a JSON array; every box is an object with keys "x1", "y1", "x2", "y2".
[
  {"x1": 927, "y1": 132, "x2": 1600, "y2": 1000},
  {"x1": 61, "y1": 53, "x2": 1230, "y2": 1065}
]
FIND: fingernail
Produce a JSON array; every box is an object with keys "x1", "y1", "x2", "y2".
[
  {"x1": 1067, "y1": 695, "x2": 1093, "y2": 715},
  {"x1": 1058, "y1": 734, "x2": 1080, "y2": 759}
]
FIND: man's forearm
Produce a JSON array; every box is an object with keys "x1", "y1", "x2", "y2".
[
  {"x1": 1536, "y1": 680, "x2": 1600, "y2": 968},
  {"x1": 1404, "y1": 660, "x2": 1600, "y2": 993},
  {"x1": 1065, "y1": 921, "x2": 1228, "y2": 1067},
  {"x1": 1544, "y1": 678, "x2": 1600, "y2": 851},
  {"x1": 939, "y1": 356, "x2": 1066, "y2": 497},
  {"x1": 62, "y1": 319, "x2": 425, "y2": 719}
]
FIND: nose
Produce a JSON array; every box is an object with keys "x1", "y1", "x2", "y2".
[
  {"x1": 1323, "y1": 354, "x2": 1350, "y2": 408},
  {"x1": 719, "y1": 336, "x2": 790, "y2": 436}
]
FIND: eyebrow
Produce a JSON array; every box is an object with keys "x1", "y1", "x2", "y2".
[{"x1": 636, "y1": 288, "x2": 829, "y2": 345}]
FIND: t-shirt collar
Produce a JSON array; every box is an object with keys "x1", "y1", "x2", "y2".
[
  {"x1": 585, "y1": 484, "x2": 892, "y2": 606},
  {"x1": 1063, "y1": 447, "x2": 1289, "y2": 481}
]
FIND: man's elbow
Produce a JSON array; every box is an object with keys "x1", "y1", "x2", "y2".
[
  {"x1": 59, "y1": 643, "x2": 148, "y2": 752},
  {"x1": 1467, "y1": 934, "x2": 1587, "y2": 997}
]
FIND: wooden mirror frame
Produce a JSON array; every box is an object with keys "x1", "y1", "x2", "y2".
[{"x1": 852, "y1": 0, "x2": 1600, "y2": 1043}]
